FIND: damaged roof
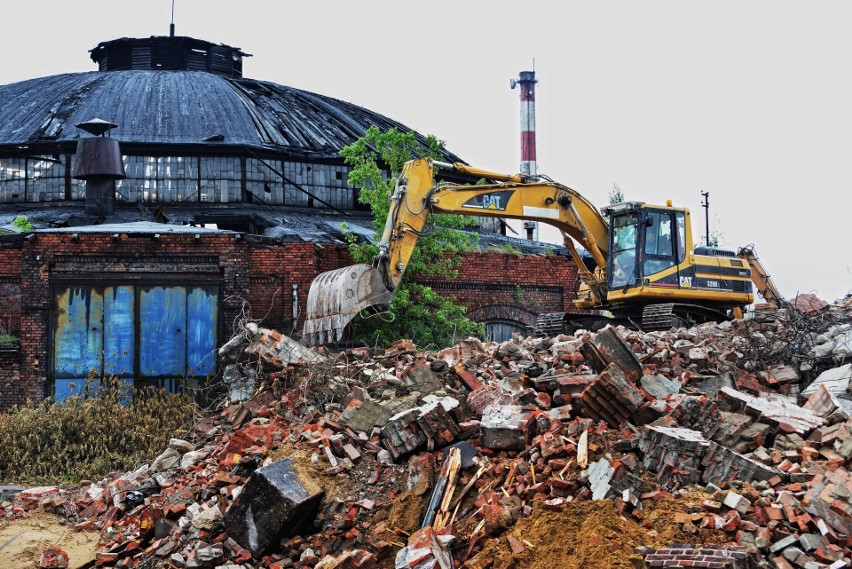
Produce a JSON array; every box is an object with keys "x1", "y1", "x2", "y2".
[
  {"x1": 0, "y1": 70, "x2": 463, "y2": 162},
  {"x1": 1, "y1": 204, "x2": 566, "y2": 256}
]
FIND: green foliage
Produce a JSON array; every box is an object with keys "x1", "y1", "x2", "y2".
[
  {"x1": 488, "y1": 243, "x2": 522, "y2": 255},
  {"x1": 511, "y1": 285, "x2": 542, "y2": 309},
  {"x1": 513, "y1": 285, "x2": 525, "y2": 305},
  {"x1": 11, "y1": 215, "x2": 32, "y2": 232},
  {"x1": 338, "y1": 221, "x2": 358, "y2": 246},
  {"x1": 708, "y1": 229, "x2": 725, "y2": 248},
  {"x1": 608, "y1": 183, "x2": 625, "y2": 205},
  {"x1": 0, "y1": 377, "x2": 197, "y2": 483},
  {"x1": 352, "y1": 283, "x2": 482, "y2": 350},
  {"x1": 341, "y1": 126, "x2": 483, "y2": 348}
]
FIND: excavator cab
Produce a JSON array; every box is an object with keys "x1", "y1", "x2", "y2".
[{"x1": 603, "y1": 202, "x2": 687, "y2": 291}]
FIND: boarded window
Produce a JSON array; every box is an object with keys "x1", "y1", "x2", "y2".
[{"x1": 52, "y1": 284, "x2": 218, "y2": 401}]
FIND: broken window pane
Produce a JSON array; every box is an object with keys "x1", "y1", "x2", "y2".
[
  {"x1": 0, "y1": 158, "x2": 27, "y2": 203},
  {"x1": 156, "y1": 156, "x2": 198, "y2": 202},
  {"x1": 283, "y1": 162, "x2": 356, "y2": 209},
  {"x1": 28, "y1": 156, "x2": 66, "y2": 202},
  {"x1": 246, "y1": 158, "x2": 282, "y2": 204},
  {"x1": 283, "y1": 161, "x2": 309, "y2": 207},
  {"x1": 115, "y1": 156, "x2": 199, "y2": 202},
  {"x1": 200, "y1": 156, "x2": 240, "y2": 203},
  {"x1": 117, "y1": 156, "x2": 158, "y2": 201},
  {"x1": 67, "y1": 153, "x2": 86, "y2": 199}
]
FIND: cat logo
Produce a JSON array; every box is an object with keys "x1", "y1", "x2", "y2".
[
  {"x1": 462, "y1": 190, "x2": 514, "y2": 212},
  {"x1": 679, "y1": 276, "x2": 693, "y2": 288}
]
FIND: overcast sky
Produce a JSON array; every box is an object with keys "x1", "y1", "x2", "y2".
[{"x1": 3, "y1": 1, "x2": 851, "y2": 302}]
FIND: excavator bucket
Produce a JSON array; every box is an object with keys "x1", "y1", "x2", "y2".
[{"x1": 302, "y1": 264, "x2": 395, "y2": 346}]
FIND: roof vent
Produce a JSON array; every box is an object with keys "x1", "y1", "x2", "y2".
[{"x1": 72, "y1": 119, "x2": 126, "y2": 217}]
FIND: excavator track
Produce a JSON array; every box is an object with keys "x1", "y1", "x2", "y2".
[{"x1": 641, "y1": 303, "x2": 730, "y2": 331}]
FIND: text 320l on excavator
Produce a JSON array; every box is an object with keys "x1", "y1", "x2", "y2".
[{"x1": 302, "y1": 158, "x2": 785, "y2": 346}]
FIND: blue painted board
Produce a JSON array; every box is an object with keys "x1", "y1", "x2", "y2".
[
  {"x1": 139, "y1": 286, "x2": 186, "y2": 377},
  {"x1": 54, "y1": 287, "x2": 103, "y2": 378},
  {"x1": 54, "y1": 378, "x2": 91, "y2": 402},
  {"x1": 103, "y1": 286, "x2": 134, "y2": 377},
  {"x1": 186, "y1": 287, "x2": 217, "y2": 377}
]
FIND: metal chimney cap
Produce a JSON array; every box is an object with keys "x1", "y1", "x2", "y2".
[{"x1": 76, "y1": 118, "x2": 118, "y2": 137}]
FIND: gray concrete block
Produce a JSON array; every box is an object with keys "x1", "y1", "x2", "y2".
[
  {"x1": 343, "y1": 399, "x2": 393, "y2": 433},
  {"x1": 223, "y1": 458, "x2": 323, "y2": 556},
  {"x1": 799, "y1": 533, "x2": 823, "y2": 552},
  {"x1": 480, "y1": 405, "x2": 534, "y2": 451},
  {"x1": 588, "y1": 458, "x2": 615, "y2": 500},
  {"x1": 640, "y1": 373, "x2": 681, "y2": 399},
  {"x1": 769, "y1": 534, "x2": 799, "y2": 554}
]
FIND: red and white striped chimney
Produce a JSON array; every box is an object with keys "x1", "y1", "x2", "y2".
[
  {"x1": 512, "y1": 70, "x2": 538, "y2": 177},
  {"x1": 511, "y1": 69, "x2": 538, "y2": 239}
]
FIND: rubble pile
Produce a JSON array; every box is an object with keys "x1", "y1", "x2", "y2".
[{"x1": 3, "y1": 298, "x2": 852, "y2": 569}]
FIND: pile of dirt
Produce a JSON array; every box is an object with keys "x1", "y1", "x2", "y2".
[
  {"x1": 0, "y1": 511, "x2": 97, "y2": 569},
  {"x1": 470, "y1": 498, "x2": 728, "y2": 569}
]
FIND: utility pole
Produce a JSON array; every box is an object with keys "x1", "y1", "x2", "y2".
[{"x1": 700, "y1": 190, "x2": 710, "y2": 247}]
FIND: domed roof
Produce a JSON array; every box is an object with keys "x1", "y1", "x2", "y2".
[{"x1": 0, "y1": 69, "x2": 462, "y2": 162}]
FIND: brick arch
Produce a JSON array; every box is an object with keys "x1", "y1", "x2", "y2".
[{"x1": 466, "y1": 305, "x2": 538, "y2": 327}]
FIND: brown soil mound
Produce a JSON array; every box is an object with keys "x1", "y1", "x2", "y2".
[
  {"x1": 469, "y1": 498, "x2": 730, "y2": 569},
  {"x1": 382, "y1": 491, "x2": 425, "y2": 536}
]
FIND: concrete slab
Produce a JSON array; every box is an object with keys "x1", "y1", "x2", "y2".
[{"x1": 223, "y1": 459, "x2": 323, "y2": 556}]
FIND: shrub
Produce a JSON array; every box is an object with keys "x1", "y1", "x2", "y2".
[{"x1": 0, "y1": 377, "x2": 197, "y2": 483}]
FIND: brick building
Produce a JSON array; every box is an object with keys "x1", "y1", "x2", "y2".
[{"x1": 0, "y1": 33, "x2": 580, "y2": 409}]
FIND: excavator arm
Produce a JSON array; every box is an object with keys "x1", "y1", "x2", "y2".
[
  {"x1": 737, "y1": 245, "x2": 788, "y2": 308},
  {"x1": 303, "y1": 158, "x2": 610, "y2": 345}
]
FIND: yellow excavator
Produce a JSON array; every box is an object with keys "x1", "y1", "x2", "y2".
[{"x1": 303, "y1": 158, "x2": 785, "y2": 345}]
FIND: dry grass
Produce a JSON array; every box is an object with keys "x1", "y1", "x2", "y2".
[{"x1": 0, "y1": 377, "x2": 198, "y2": 484}]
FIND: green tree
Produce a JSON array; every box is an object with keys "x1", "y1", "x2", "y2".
[
  {"x1": 608, "y1": 183, "x2": 625, "y2": 205},
  {"x1": 340, "y1": 126, "x2": 484, "y2": 348}
]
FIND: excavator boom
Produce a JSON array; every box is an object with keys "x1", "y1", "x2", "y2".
[
  {"x1": 737, "y1": 245, "x2": 787, "y2": 308},
  {"x1": 303, "y1": 158, "x2": 609, "y2": 345},
  {"x1": 303, "y1": 157, "x2": 779, "y2": 346}
]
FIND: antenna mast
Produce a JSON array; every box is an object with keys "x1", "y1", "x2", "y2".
[{"x1": 170, "y1": 0, "x2": 176, "y2": 37}]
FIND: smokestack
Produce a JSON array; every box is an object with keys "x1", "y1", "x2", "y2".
[
  {"x1": 511, "y1": 69, "x2": 538, "y2": 239},
  {"x1": 72, "y1": 118, "x2": 125, "y2": 217}
]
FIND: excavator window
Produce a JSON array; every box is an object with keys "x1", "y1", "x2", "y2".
[
  {"x1": 642, "y1": 210, "x2": 677, "y2": 277},
  {"x1": 675, "y1": 211, "x2": 686, "y2": 263},
  {"x1": 609, "y1": 213, "x2": 639, "y2": 289}
]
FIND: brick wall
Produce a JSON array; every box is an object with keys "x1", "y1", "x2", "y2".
[
  {"x1": 0, "y1": 234, "x2": 579, "y2": 410},
  {"x1": 249, "y1": 243, "x2": 319, "y2": 331},
  {"x1": 0, "y1": 248, "x2": 21, "y2": 333},
  {"x1": 0, "y1": 351, "x2": 23, "y2": 406},
  {"x1": 0, "y1": 231, "x2": 257, "y2": 410},
  {"x1": 249, "y1": 246, "x2": 579, "y2": 330},
  {"x1": 638, "y1": 545, "x2": 758, "y2": 568},
  {"x1": 420, "y1": 251, "x2": 580, "y2": 326}
]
